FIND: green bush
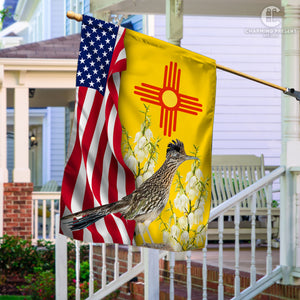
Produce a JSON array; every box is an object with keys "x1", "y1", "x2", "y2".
[
  {"x1": 0, "y1": 236, "x2": 96, "y2": 299},
  {"x1": 0, "y1": 235, "x2": 39, "y2": 276},
  {"x1": 19, "y1": 268, "x2": 55, "y2": 300}
]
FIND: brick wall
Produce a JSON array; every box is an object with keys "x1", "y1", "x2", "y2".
[
  {"x1": 3, "y1": 182, "x2": 33, "y2": 240},
  {"x1": 93, "y1": 245, "x2": 144, "y2": 299}
]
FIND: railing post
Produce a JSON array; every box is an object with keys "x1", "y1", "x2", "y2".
[
  {"x1": 75, "y1": 240, "x2": 81, "y2": 300},
  {"x1": 234, "y1": 205, "x2": 240, "y2": 297},
  {"x1": 55, "y1": 214, "x2": 68, "y2": 300},
  {"x1": 89, "y1": 243, "x2": 94, "y2": 297},
  {"x1": 281, "y1": 0, "x2": 300, "y2": 284},
  {"x1": 186, "y1": 251, "x2": 192, "y2": 300},
  {"x1": 202, "y1": 239, "x2": 208, "y2": 300},
  {"x1": 250, "y1": 194, "x2": 257, "y2": 286},
  {"x1": 144, "y1": 248, "x2": 160, "y2": 299},
  {"x1": 169, "y1": 251, "x2": 175, "y2": 300},
  {"x1": 218, "y1": 215, "x2": 224, "y2": 300}
]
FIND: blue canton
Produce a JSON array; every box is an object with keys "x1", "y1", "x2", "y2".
[{"x1": 76, "y1": 15, "x2": 119, "y2": 96}]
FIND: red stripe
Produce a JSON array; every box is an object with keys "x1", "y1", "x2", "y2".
[
  {"x1": 89, "y1": 224, "x2": 104, "y2": 243},
  {"x1": 108, "y1": 153, "x2": 118, "y2": 204},
  {"x1": 91, "y1": 126, "x2": 107, "y2": 204},
  {"x1": 104, "y1": 214, "x2": 123, "y2": 243}
]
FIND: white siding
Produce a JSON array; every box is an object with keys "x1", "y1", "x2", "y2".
[
  {"x1": 50, "y1": 0, "x2": 65, "y2": 38},
  {"x1": 49, "y1": 107, "x2": 65, "y2": 185},
  {"x1": 154, "y1": 15, "x2": 281, "y2": 166}
]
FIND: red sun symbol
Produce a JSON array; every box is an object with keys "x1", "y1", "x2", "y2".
[{"x1": 134, "y1": 61, "x2": 203, "y2": 137}]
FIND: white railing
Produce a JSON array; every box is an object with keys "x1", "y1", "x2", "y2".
[
  {"x1": 55, "y1": 166, "x2": 286, "y2": 299},
  {"x1": 32, "y1": 191, "x2": 60, "y2": 243},
  {"x1": 202, "y1": 166, "x2": 285, "y2": 299}
]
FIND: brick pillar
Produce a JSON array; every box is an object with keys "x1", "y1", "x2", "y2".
[{"x1": 3, "y1": 182, "x2": 33, "y2": 240}]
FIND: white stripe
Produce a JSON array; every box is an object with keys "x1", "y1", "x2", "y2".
[
  {"x1": 115, "y1": 26, "x2": 125, "y2": 45},
  {"x1": 78, "y1": 89, "x2": 96, "y2": 147},
  {"x1": 83, "y1": 228, "x2": 94, "y2": 243},
  {"x1": 71, "y1": 159, "x2": 86, "y2": 214},
  {"x1": 116, "y1": 48, "x2": 126, "y2": 63},
  {"x1": 112, "y1": 214, "x2": 131, "y2": 244},
  {"x1": 100, "y1": 144, "x2": 112, "y2": 205},
  {"x1": 112, "y1": 72, "x2": 121, "y2": 97},
  {"x1": 107, "y1": 101, "x2": 117, "y2": 157},
  {"x1": 117, "y1": 162, "x2": 127, "y2": 199},
  {"x1": 95, "y1": 219, "x2": 113, "y2": 243}
]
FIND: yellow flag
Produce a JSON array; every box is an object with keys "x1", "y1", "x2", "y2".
[{"x1": 119, "y1": 29, "x2": 216, "y2": 251}]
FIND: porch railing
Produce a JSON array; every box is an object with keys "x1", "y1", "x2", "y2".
[
  {"x1": 54, "y1": 166, "x2": 286, "y2": 299},
  {"x1": 32, "y1": 191, "x2": 60, "y2": 244}
]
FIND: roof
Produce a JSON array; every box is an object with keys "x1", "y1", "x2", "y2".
[{"x1": 0, "y1": 34, "x2": 81, "y2": 59}]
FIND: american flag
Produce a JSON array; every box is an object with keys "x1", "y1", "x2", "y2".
[{"x1": 60, "y1": 15, "x2": 136, "y2": 243}]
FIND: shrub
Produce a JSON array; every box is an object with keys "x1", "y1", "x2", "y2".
[
  {"x1": 0, "y1": 235, "x2": 39, "y2": 276},
  {"x1": 19, "y1": 267, "x2": 55, "y2": 300},
  {"x1": 0, "y1": 236, "x2": 96, "y2": 299}
]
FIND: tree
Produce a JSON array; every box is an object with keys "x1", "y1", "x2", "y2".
[{"x1": 0, "y1": 7, "x2": 11, "y2": 30}]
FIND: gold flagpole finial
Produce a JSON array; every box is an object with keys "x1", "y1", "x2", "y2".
[{"x1": 67, "y1": 11, "x2": 83, "y2": 22}]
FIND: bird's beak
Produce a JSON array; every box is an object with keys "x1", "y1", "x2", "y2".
[{"x1": 184, "y1": 155, "x2": 199, "y2": 161}]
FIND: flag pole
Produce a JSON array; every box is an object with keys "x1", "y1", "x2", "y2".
[{"x1": 66, "y1": 10, "x2": 300, "y2": 101}]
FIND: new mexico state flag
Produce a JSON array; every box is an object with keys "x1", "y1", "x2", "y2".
[{"x1": 119, "y1": 29, "x2": 216, "y2": 251}]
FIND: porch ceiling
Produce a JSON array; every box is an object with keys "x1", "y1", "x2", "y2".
[
  {"x1": 91, "y1": 0, "x2": 283, "y2": 17},
  {"x1": 6, "y1": 88, "x2": 76, "y2": 108}
]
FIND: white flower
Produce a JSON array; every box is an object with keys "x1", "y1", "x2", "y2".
[
  {"x1": 147, "y1": 164, "x2": 155, "y2": 174},
  {"x1": 125, "y1": 155, "x2": 137, "y2": 172},
  {"x1": 178, "y1": 216, "x2": 188, "y2": 230},
  {"x1": 174, "y1": 194, "x2": 180, "y2": 210},
  {"x1": 195, "y1": 232, "x2": 205, "y2": 245},
  {"x1": 188, "y1": 212, "x2": 194, "y2": 226},
  {"x1": 144, "y1": 128, "x2": 153, "y2": 140},
  {"x1": 195, "y1": 168, "x2": 203, "y2": 180},
  {"x1": 163, "y1": 231, "x2": 171, "y2": 243},
  {"x1": 186, "y1": 171, "x2": 192, "y2": 182},
  {"x1": 134, "y1": 131, "x2": 143, "y2": 143},
  {"x1": 195, "y1": 197, "x2": 205, "y2": 208},
  {"x1": 136, "y1": 176, "x2": 143, "y2": 187},
  {"x1": 194, "y1": 208, "x2": 204, "y2": 224},
  {"x1": 175, "y1": 194, "x2": 189, "y2": 212},
  {"x1": 180, "y1": 231, "x2": 189, "y2": 243},
  {"x1": 186, "y1": 185, "x2": 199, "y2": 200},
  {"x1": 137, "y1": 136, "x2": 147, "y2": 149},
  {"x1": 188, "y1": 176, "x2": 198, "y2": 188},
  {"x1": 143, "y1": 171, "x2": 152, "y2": 181},
  {"x1": 170, "y1": 225, "x2": 180, "y2": 238},
  {"x1": 196, "y1": 225, "x2": 204, "y2": 233},
  {"x1": 171, "y1": 239, "x2": 182, "y2": 251},
  {"x1": 143, "y1": 160, "x2": 155, "y2": 174},
  {"x1": 135, "y1": 149, "x2": 146, "y2": 163}
]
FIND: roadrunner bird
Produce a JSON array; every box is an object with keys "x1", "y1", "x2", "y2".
[{"x1": 62, "y1": 139, "x2": 198, "y2": 232}]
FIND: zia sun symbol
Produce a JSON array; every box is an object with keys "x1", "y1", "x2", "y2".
[{"x1": 134, "y1": 61, "x2": 203, "y2": 137}]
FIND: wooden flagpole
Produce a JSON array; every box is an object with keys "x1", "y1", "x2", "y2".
[{"x1": 66, "y1": 10, "x2": 300, "y2": 101}]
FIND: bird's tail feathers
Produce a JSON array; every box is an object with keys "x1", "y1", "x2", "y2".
[{"x1": 62, "y1": 201, "x2": 126, "y2": 231}]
